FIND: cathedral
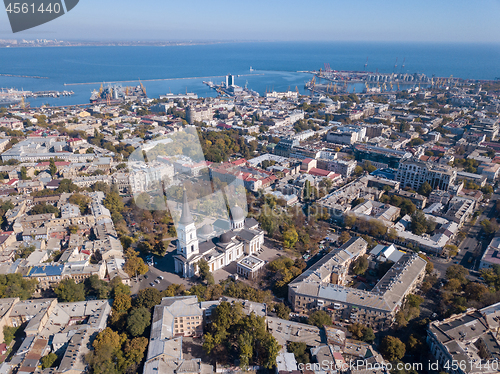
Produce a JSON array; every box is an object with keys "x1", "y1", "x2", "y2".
[{"x1": 173, "y1": 190, "x2": 265, "y2": 278}]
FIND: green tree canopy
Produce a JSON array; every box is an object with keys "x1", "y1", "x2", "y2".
[
  {"x1": 307, "y1": 310, "x2": 332, "y2": 328},
  {"x1": 380, "y1": 336, "x2": 406, "y2": 361},
  {"x1": 134, "y1": 287, "x2": 162, "y2": 310},
  {"x1": 287, "y1": 342, "x2": 310, "y2": 364},
  {"x1": 41, "y1": 352, "x2": 58, "y2": 369},
  {"x1": 54, "y1": 279, "x2": 85, "y2": 302},
  {"x1": 126, "y1": 307, "x2": 151, "y2": 337},
  {"x1": 418, "y1": 181, "x2": 432, "y2": 197}
]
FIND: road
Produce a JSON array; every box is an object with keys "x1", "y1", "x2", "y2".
[{"x1": 130, "y1": 241, "x2": 192, "y2": 295}]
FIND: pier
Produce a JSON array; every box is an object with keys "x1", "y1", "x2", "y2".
[
  {"x1": 63, "y1": 73, "x2": 263, "y2": 86},
  {"x1": 0, "y1": 73, "x2": 49, "y2": 79}
]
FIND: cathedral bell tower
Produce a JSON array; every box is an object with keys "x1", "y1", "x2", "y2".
[{"x1": 176, "y1": 189, "x2": 199, "y2": 258}]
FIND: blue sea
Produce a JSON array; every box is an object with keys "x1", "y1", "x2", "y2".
[{"x1": 0, "y1": 41, "x2": 499, "y2": 107}]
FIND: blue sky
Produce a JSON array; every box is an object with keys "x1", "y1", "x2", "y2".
[{"x1": 1, "y1": 0, "x2": 500, "y2": 42}]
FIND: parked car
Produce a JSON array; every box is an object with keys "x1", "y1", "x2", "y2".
[
  {"x1": 155, "y1": 279, "x2": 160, "y2": 283},
  {"x1": 158, "y1": 276, "x2": 164, "y2": 280},
  {"x1": 150, "y1": 282, "x2": 155, "y2": 287}
]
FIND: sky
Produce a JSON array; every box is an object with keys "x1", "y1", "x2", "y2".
[{"x1": 1, "y1": 0, "x2": 500, "y2": 43}]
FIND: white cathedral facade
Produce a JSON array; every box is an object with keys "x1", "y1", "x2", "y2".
[{"x1": 173, "y1": 190, "x2": 265, "y2": 278}]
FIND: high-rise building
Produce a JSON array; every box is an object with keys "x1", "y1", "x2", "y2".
[
  {"x1": 226, "y1": 74, "x2": 234, "y2": 88},
  {"x1": 396, "y1": 158, "x2": 456, "y2": 191}
]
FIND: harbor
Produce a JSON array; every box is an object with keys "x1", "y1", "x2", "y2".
[{"x1": 0, "y1": 88, "x2": 75, "y2": 107}]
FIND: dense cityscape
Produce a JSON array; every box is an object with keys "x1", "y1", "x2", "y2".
[{"x1": 0, "y1": 71, "x2": 497, "y2": 374}]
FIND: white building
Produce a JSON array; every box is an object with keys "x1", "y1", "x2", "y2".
[{"x1": 173, "y1": 190, "x2": 264, "y2": 278}]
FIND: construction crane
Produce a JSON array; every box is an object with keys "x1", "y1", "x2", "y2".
[
  {"x1": 295, "y1": 86, "x2": 299, "y2": 94},
  {"x1": 139, "y1": 79, "x2": 147, "y2": 96},
  {"x1": 20, "y1": 96, "x2": 25, "y2": 109},
  {"x1": 99, "y1": 83, "x2": 103, "y2": 96},
  {"x1": 394, "y1": 58, "x2": 398, "y2": 71}
]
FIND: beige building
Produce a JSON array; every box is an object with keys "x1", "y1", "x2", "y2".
[{"x1": 288, "y1": 237, "x2": 426, "y2": 330}]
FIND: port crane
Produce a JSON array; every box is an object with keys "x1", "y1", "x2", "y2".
[
  {"x1": 139, "y1": 79, "x2": 147, "y2": 96},
  {"x1": 364, "y1": 57, "x2": 368, "y2": 71}
]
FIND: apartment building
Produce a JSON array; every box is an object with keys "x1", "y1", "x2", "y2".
[
  {"x1": 396, "y1": 158, "x2": 457, "y2": 191},
  {"x1": 288, "y1": 237, "x2": 426, "y2": 330}
]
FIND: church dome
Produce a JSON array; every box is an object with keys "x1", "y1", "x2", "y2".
[
  {"x1": 220, "y1": 232, "x2": 233, "y2": 244},
  {"x1": 199, "y1": 224, "x2": 213, "y2": 236},
  {"x1": 230, "y1": 206, "x2": 245, "y2": 221}
]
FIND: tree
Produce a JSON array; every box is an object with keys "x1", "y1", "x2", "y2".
[
  {"x1": 68, "y1": 193, "x2": 91, "y2": 215},
  {"x1": 351, "y1": 256, "x2": 369, "y2": 275},
  {"x1": 395, "y1": 311, "x2": 408, "y2": 329},
  {"x1": 20, "y1": 166, "x2": 28, "y2": 180},
  {"x1": 481, "y1": 219, "x2": 499, "y2": 235},
  {"x1": 287, "y1": 342, "x2": 310, "y2": 364},
  {"x1": 134, "y1": 287, "x2": 162, "y2": 310},
  {"x1": 30, "y1": 203, "x2": 59, "y2": 216},
  {"x1": 339, "y1": 231, "x2": 351, "y2": 245},
  {"x1": 380, "y1": 336, "x2": 406, "y2": 361},
  {"x1": 411, "y1": 210, "x2": 434, "y2": 235},
  {"x1": 124, "y1": 336, "x2": 149, "y2": 365},
  {"x1": 418, "y1": 182, "x2": 432, "y2": 197},
  {"x1": 445, "y1": 278, "x2": 462, "y2": 292},
  {"x1": 127, "y1": 307, "x2": 151, "y2": 337},
  {"x1": 446, "y1": 264, "x2": 469, "y2": 284},
  {"x1": 344, "y1": 214, "x2": 356, "y2": 228},
  {"x1": 84, "y1": 275, "x2": 110, "y2": 299},
  {"x1": 262, "y1": 334, "x2": 281, "y2": 369},
  {"x1": 49, "y1": 158, "x2": 57, "y2": 176},
  {"x1": 445, "y1": 244, "x2": 459, "y2": 257},
  {"x1": 41, "y1": 352, "x2": 58, "y2": 369},
  {"x1": 283, "y1": 227, "x2": 298, "y2": 249},
  {"x1": 123, "y1": 249, "x2": 148, "y2": 277},
  {"x1": 198, "y1": 259, "x2": 214, "y2": 285},
  {"x1": 362, "y1": 327, "x2": 375, "y2": 343},
  {"x1": 418, "y1": 254, "x2": 434, "y2": 274},
  {"x1": 464, "y1": 282, "x2": 488, "y2": 302},
  {"x1": 56, "y1": 179, "x2": 79, "y2": 193},
  {"x1": 112, "y1": 293, "x2": 132, "y2": 313},
  {"x1": 273, "y1": 303, "x2": 291, "y2": 320},
  {"x1": 406, "y1": 294, "x2": 424, "y2": 308},
  {"x1": 54, "y1": 279, "x2": 85, "y2": 302},
  {"x1": 3, "y1": 325, "x2": 19, "y2": 345},
  {"x1": 307, "y1": 310, "x2": 332, "y2": 328},
  {"x1": 348, "y1": 323, "x2": 365, "y2": 340}
]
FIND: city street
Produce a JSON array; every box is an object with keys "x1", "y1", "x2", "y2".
[{"x1": 130, "y1": 238, "x2": 285, "y2": 294}]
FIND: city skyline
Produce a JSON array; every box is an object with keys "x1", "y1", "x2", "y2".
[{"x1": 0, "y1": 0, "x2": 500, "y2": 43}]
